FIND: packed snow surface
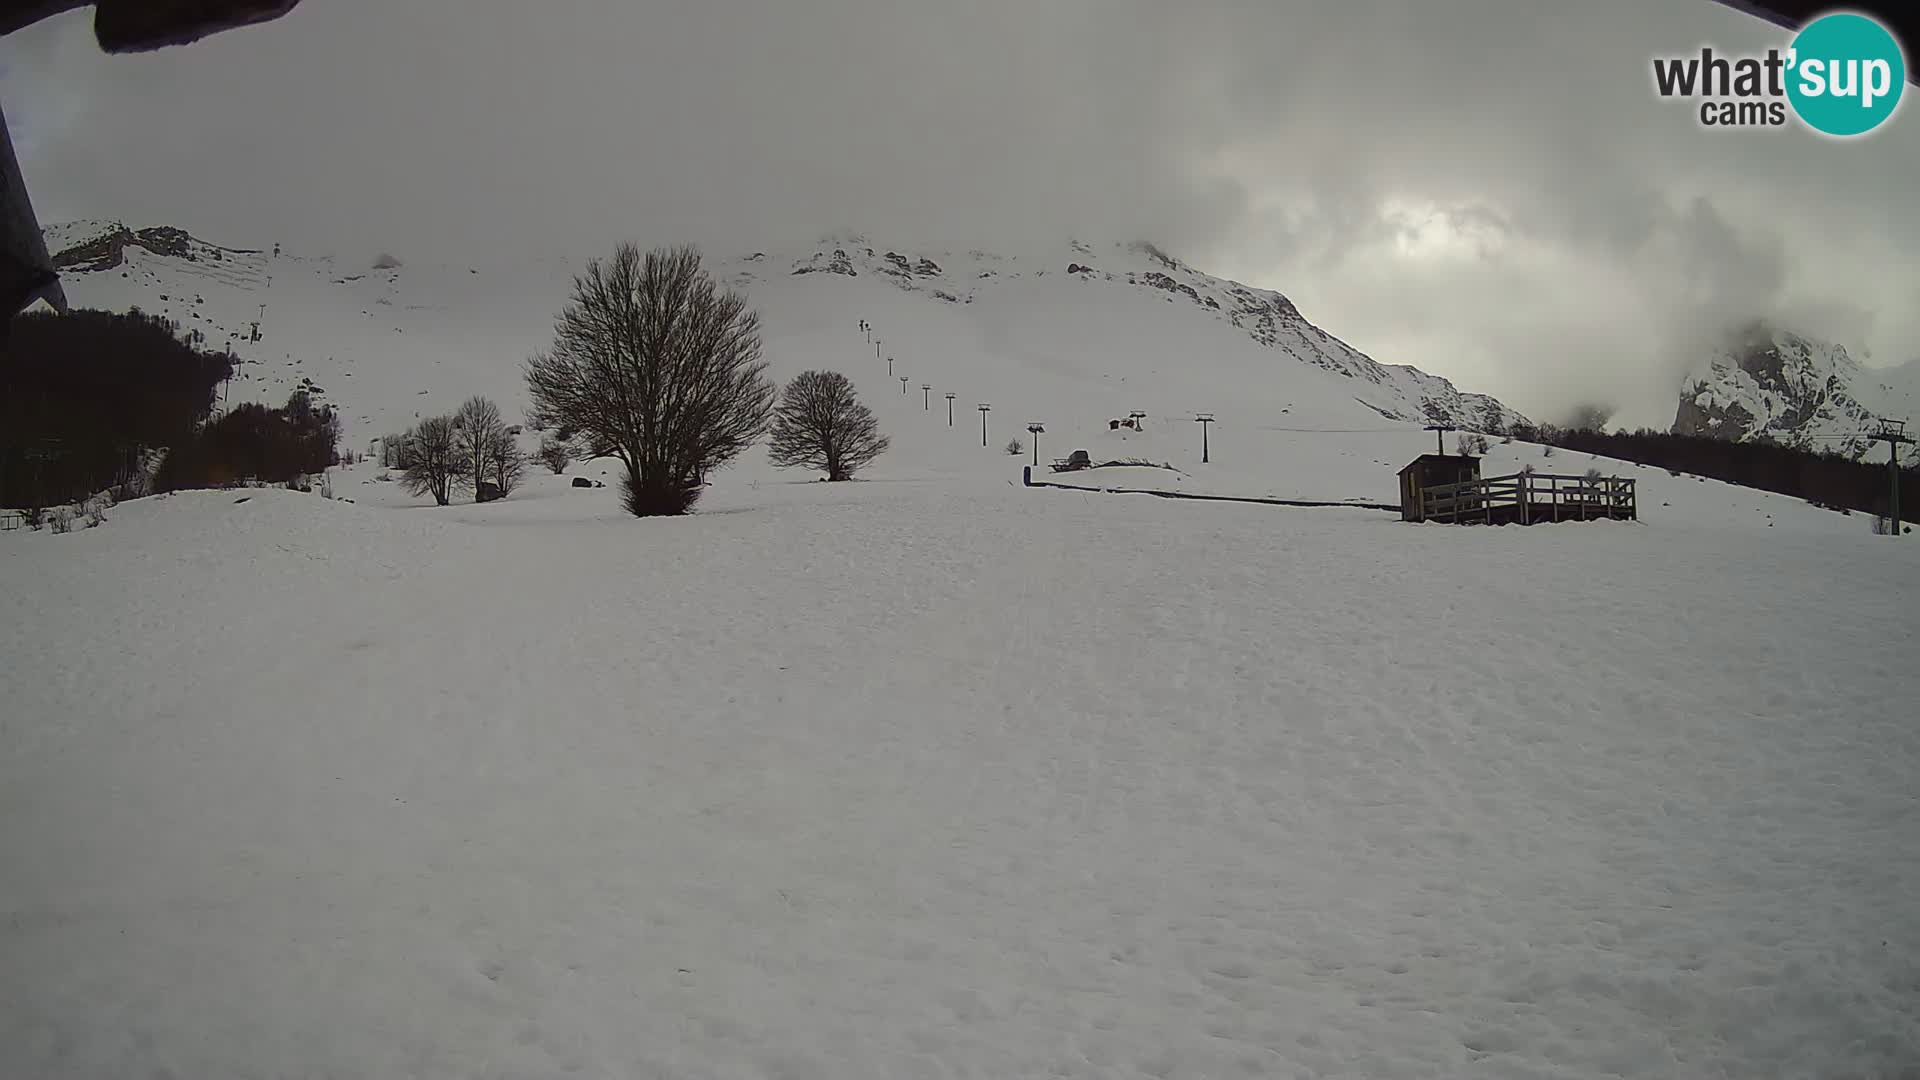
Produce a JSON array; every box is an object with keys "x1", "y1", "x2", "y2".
[{"x1": 4, "y1": 475, "x2": 1918, "y2": 1079}]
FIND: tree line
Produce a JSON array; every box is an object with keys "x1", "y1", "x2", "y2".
[
  {"x1": 1503, "y1": 421, "x2": 1918, "y2": 524},
  {"x1": 1, "y1": 308, "x2": 234, "y2": 508}
]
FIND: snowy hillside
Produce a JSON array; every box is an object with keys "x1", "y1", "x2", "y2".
[
  {"x1": 1674, "y1": 324, "x2": 1918, "y2": 460},
  {"x1": 41, "y1": 223, "x2": 1523, "y2": 479}
]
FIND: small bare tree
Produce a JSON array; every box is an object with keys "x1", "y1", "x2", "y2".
[
  {"x1": 536, "y1": 434, "x2": 572, "y2": 474},
  {"x1": 768, "y1": 370, "x2": 889, "y2": 481},
  {"x1": 526, "y1": 244, "x2": 775, "y2": 515},
  {"x1": 1005, "y1": 438, "x2": 1024, "y2": 456},
  {"x1": 488, "y1": 426, "x2": 528, "y2": 497},
  {"x1": 399, "y1": 415, "x2": 467, "y2": 506},
  {"x1": 453, "y1": 395, "x2": 505, "y2": 497}
]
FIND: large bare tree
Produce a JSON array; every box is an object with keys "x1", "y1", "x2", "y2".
[
  {"x1": 524, "y1": 244, "x2": 775, "y2": 516},
  {"x1": 399, "y1": 415, "x2": 466, "y2": 506},
  {"x1": 768, "y1": 370, "x2": 890, "y2": 481}
]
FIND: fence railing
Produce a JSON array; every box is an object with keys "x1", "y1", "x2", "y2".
[{"x1": 1420, "y1": 471, "x2": 1636, "y2": 524}]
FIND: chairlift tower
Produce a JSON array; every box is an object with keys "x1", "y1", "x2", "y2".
[{"x1": 1868, "y1": 420, "x2": 1913, "y2": 536}]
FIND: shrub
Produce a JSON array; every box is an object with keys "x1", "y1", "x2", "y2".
[
  {"x1": 49, "y1": 507, "x2": 75, "y2": 533},
  {"x1": 1006, "y1": 438, "x2": 1024, "y2": 455}
]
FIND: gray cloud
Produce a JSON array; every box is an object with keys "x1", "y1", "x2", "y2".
[{"x1": 4, "y1": 0, "x2": 1917, "y2": 425}]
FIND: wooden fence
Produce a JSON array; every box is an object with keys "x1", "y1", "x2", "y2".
[{"x1": 1419, "y1": 471, "x2": 1636, "y2": 525}]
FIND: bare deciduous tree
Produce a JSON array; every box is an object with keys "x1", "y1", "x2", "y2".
[
  {"x1": 525, "y1": 244, "x2": 775, "y2": 516},
  {"x1": 453, "y1": 395, "x2": 505, "y2": 496},
  {"x1": 536, "y1": 434, "x2": 572, "y2": 474},
  {"x1": 768, "y1": 370, "x2": 889, "y2": 481},
  {"x1": 489, "y1": 426, "x2": 528, "y2": 496},
  {"x1": 399, "y1": 415, "x2": 467, "y2": 506}
]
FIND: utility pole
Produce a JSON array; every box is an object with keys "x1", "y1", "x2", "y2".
[
  {"x1": 978, "y1": 403, "x2": 991, "y2": 447},
  {"x1": 1027, "y1": 423, "x2": 1045, "y2": 466},
  {"x1": 1424, "y1": 423, "x2": 1456, "y2": 455},
  {"x1": 946, "y1": 393, "x2": 956, "y2": 427},
  {"x1": 1195, "y1": 413, "x2": 1214, "y2": 463},
  {"x1": 922, "y1": 384, "x2": 931, "y2": 410},
  {"x1": 900, "y1": 376, "x2": 910, "y2": 395},
  {"x1": 875, "y1": 339, "x2": 882, "y2": 360},
  {"x1": 1868, "y1": 420, "x2": 1912, "y2": 536},
  {"x1": 887, "y1": 356, "x2": 894, "y2": 377},
  {"x1": 1129, "y1": 410, "x2": 1146, "y2": 431}
]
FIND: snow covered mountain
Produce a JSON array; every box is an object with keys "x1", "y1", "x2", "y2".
[
  {"x1": 1673, "y1": 323, "x2": 1919, "y2": 459},
  {"x1": 42, "y1": 221, "x2": 1526, "y2": 454}
]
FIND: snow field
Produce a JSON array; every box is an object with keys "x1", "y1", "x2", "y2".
[{"x1": 3, "y1": 485, "x2": 1917, "y2": 1079}]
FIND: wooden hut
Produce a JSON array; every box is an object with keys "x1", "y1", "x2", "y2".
[
  {"x1": 1400, "y1": 454, "x2": 1638, "y2": 525},
  {"x1": 1398, "y1": 454, "x2": 1481, "y2": 522}
]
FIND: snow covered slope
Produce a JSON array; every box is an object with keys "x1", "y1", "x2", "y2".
[
  {"x1": 42, "y1": 223, "x2": 1524, "y2": 465},
  {"x1": 1674, "y1": 323, "x2": 1918, "y2": 460},
  {"x1": 3, "y1": 482, "x2": 1916, "y2": 1079}
]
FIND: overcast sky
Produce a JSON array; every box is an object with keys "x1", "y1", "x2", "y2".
[{"x1": 3, "y1": 0, "x2": 1915, "y2": 426}]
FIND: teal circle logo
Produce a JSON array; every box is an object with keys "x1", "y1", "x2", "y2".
[{"x1": 1786, "y1": 12, "x2": 1905, "y2": 136}]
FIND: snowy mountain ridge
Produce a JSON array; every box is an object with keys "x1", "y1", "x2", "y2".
[
  {"x1": 780, "y1": 232, "x2": 1526, "y2": 433},
  {"x1": 1674, "y1": 323, "x2": 1919, "y2": 459},
  {"x1": 42, "y1": 221, "x2": 1527, "y2": 446}
]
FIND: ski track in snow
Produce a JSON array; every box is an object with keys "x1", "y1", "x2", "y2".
[{"x1": 4, "y1": 483, "x2": 1918, "y2": 1080}]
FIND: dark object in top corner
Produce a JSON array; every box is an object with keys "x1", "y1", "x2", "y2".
[{"x1": 0, "y1": 1, "x2": 303, "y2": 53}]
